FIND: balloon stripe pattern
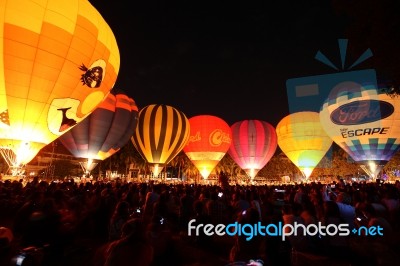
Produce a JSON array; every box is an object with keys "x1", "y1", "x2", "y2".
[
  {"x1": 59, "y1": 92, "x2": 138, "y2": 161},
  {"x1": 228, "y1": 120, "x2": 277, "y2": 178},
  {"x1": 132, "y1": 104, "x2": 190, "y2": 165},
  {"x1": 102, "y1": 94, "x2": 138, "y2": 152}
]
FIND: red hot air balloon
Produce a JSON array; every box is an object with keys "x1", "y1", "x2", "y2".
[
  {"x1": 183, "y1": 115, "x2": 231, "y2": 179},
  {"x1": 228, "y1": 120, "x2": 278, "y2": 180},
  {"x1": 59, "y1": 91, "x2": 138, "y2": 174}
]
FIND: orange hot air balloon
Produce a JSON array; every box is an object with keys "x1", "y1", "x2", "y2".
[
  {"x1": 131, "y1": 104, "x2": 190, "y2": 177},
  {"x1": 59, "y1": 91, "x2": 138, "y2": 175},
  {"x1": 0, "y1": 0, "x2": 119, "y2": 175},
  {"x1": 276, "y1": 111, "x2": 333, "y2": 180},
  {"x1": 183, "y1": 115, "x2": 232, "y2": 179}
]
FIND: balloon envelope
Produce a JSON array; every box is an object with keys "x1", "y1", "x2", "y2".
[
  {"x1": 183, "y1": 115, "x2": 231, "y2": 179},
  {"x1": 228, "y1": 120, "x2": 277, "y2": 179},
  {"x1": 276, "y1": 111, "x2": 333, "y2": 179},
  {"x1": 0, "y1": 0, "x2": 119, "y2": 172},
  {"x1": 320, "y1": 85, "x2": 400, "y2": 179},
  {"x1": 131, "y1": 104, "x2": 190, "y2": 177},
  {"x1": 59, "y1": 91, "x2": 138, "y2": 173}
]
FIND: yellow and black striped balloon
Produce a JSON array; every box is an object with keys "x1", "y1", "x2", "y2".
[{"x1": 131, "y1": 104, "x2": 190, "y2": 175}]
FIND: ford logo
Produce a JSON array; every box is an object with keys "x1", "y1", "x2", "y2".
[{"x1": 330, "y1": 100, "x2": 394, "y2": 125}]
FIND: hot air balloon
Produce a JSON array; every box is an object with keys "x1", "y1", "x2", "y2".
[
  {"x1": 228, "y1": 120, "x2": 277, "y2": 180},
  {"x1": 320, "y1": 84, "x2": 400, "y2": 179},
  {"x1": 131, "y1": 104, "x2": 190, "y2": 177},
  {"x1": 276, "y1": 111, "x2": 333, "y2": 180},
  {"x1": 0, "y1": 0, "x2": 120, "y2": 175},
  {"x1": 183, "y1": 115, "x2": 231, "y2": 180},
  {"x1": 58, "y1": 91, "x2": 138, "y2": 175}
]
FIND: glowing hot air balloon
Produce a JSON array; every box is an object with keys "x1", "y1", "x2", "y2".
[
  {"x1": 320, "y1": 84, "x2": 400, "y2": 179},
  {"x1": 276, "y1": 111, "x2": 333, "y2": 179},
  {"x1": 228, "y1": 120, "x2": 277, "y2": 180},
  {"x1": 183, "y1": 115, "x2": 231, "y2": 179},
  {"x1": 0, "y1": 0, "x2": 120, "y2": 175},
  {"x1": 59, "y1": 91, "x2": 138, "y2": 175},
  {"x1": 131, "y1": 104, "x2": 190, "y2": 177}
]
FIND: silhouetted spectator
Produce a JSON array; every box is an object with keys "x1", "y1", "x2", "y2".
[
  {"x1": 147, "y1": 215, "x2": 178, "y2": 265},
  {"x1": 229, "y1": 207, "x2": 265, "y2": 263},
  {"x1": 108, "y1": 201, "x2": 131, "y2": 241},
  {"x1": 206, "y1": 190, "x2": 228, "y2": 225},
  {"x1": 104, "y1": 218, "x2": 153, "y2": 266},
  {"x1": 179, "y1": 187, "x2": 195, "y2": 231}
]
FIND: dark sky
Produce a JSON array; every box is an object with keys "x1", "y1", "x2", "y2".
[{"x1": 89, "y1": 0, "x2": 348, "y2": 127}]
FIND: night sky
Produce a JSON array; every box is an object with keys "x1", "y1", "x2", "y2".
[{"x1": 89, "y1": 0, "x2": 351, "y2": 127}]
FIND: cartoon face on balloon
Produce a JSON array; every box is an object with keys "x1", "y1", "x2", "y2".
[{"x1": 79, "y1": 60, "x2": 107, "y2": 88}]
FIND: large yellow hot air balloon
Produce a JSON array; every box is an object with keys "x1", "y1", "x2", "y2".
[
  {"x1": 0, "y1": 0, "x2": 119, "y2": 175},
  {"x1": 276, "y1": 111, "x2": 333, "y2": 180},
  {"x1": 131, "y1": 104, "x2": 190, "y2": 177}
]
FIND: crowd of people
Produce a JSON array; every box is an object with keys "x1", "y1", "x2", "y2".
[{"x1": 0, "y1": 176, "x2": 399, "y2": 266}]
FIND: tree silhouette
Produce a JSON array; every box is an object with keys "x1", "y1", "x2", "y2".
[
  {"x1": 214, "y1": 154, "x2": 243, "y2": 183},
  {"x1": 169, "y1": 151, "x2": 189, "y2": 180}
]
